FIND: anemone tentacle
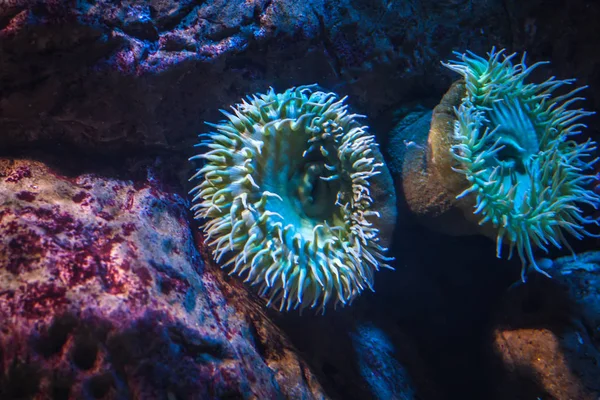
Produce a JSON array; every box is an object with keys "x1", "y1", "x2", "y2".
[
  {"x1": 443, "y1": 48, "x2": 600, "y2": 279},
  {"x1": 189, "y1": 85, "x2": 393, "y2": 313}
]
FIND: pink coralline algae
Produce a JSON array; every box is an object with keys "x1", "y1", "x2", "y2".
[
  {"x1": 0, "y1": 158, "x2": 326, "y2": 399},
  {"x1": 4, "y1": 165, "x2": 32, "y2": 183}
]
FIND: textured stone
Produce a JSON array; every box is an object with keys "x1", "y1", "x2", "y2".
[
  {"x1": 385, "y1": 82, "x2": 492, "y2": 238},
  {"x1": 0, "y1": 158, "x2": 326, "y2": 399},
  {"x1": 272, "y1": 309, "x2": 440, "y2": 400},
  {"x1": 487, "y1": 252, "x2": 600, "y2": 400},
  {"x1": 3, "y1": 0, "x2": 587, "y2": 154}
]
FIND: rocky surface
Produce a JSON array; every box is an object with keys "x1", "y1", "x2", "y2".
[
  {"x1": 2, "y1": 0, "x2": 597, "y2": 157},
  {"x1": 0, "y1": 157, "x2": 326, "y2": 399},
  {"x1": 487, "y1": 252, "x2": 600, "y2": 400}
]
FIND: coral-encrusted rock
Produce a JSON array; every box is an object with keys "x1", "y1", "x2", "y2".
[
  {"x1": 0, "y1": 158, "x2": 326, "y2": 399},
  {"x1": 487, "y1": 252, "x2": 600, "y2": 400}
]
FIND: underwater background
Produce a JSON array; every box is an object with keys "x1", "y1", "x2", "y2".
[{"x1": 0, "y1": 0, "x2": 599, "y2": 399}]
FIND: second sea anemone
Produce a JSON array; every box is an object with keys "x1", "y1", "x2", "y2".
[
  {"x1": 444, "y1": 49, "x2": 600, "y2": 277},
  {"x1": 397, "y1": 48, "x2": 599, "y2": 279}
]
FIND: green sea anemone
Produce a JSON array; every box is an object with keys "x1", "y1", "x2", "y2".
[
  {"x1": 189, "y1": 85, "x2": 394, "y2": 313},
  {"x1": 443, "y1": 48, "x2": 600, "y2": 279}
]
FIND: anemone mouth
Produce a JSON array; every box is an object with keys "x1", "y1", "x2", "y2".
[
  {"x1": 291, "y1": 160, "x2": 341, "y2": 221},
  {"x1": 189, "y1": 85, "x2": 393, "y2": 313},
  {"x1": 443, "y1": 49, "x2": 600, "y2": 278}
]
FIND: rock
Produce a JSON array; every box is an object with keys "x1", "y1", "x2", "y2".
[
  {"x1": 487, "y1": 252, "x2": 600, "y2": 400},
  {"x1": 350, "y1": 323, "x2": 427, "y2": 400},
  {"x1": 0, "y1": 158, "x2": 327, "y2": 399},
  {"x1": 272, "y1": 310, "x2": 441, "y2": 400},
  {"x1": 385, "y1": 83, "x2": 488, "y2": 237},
  {"x1": 0, "y1": 0, "x2": 539, "y2": 155},
  {"x1": 491, "y1": 327, "x2": 599, "y2": 400}
]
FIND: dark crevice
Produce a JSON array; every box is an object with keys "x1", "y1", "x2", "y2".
[
  {"x1": 206, "y1": 24, "x2": 242, "y2": 42},
  {"x1": 313, "y1": 8, "x2": 342, "y2": 78},
  {"x1": 154, "y1": 0, "x2": 206, "y2": 32},
  {"x1": 0, "y1": 140, "x2": 182, "y2": 180},
  {"x1": 167, "y1": 326, "x2": 228, "y2": 360},
  {"x1": 248, "y1": 320, "x2": 268, "y2": 360},
  {"x1": 0, "y1": 30, "x2": 119, "y2": 92},
  {"x1": 149, "y1": 259, "x2": 188, "y2": 281},
  {"x1": 51, "y1": 373, "x2": 72, "y2": 400},
  {"x1": 0, "y1": 360, "x2": 41, "y2": 399},
  {"x1": 72, "y1": 336, "x2": 99, "y2": 371},
  {"x1": 580, "y1": 317, "x2": 600, "y2": 353},
  {"x1": 87, "y1": 372, "x2": 115, "y2": 399},
  {"x1": 120, "y1": 21, "x2": 159, "y2": 42},
  {"x1": 33, "y1": 314, "x2": 78, "y2": 358}
]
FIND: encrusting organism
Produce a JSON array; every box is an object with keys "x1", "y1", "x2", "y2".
[
  {"x1": 189, "y1": 85, "x2": 395, "y2": 313},
  {"x1": 400, "y1": 48, "x2": 600, "y2": 280}
]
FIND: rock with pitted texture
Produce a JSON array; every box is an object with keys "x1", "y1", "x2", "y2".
[{"x1": 0, "y1": 157, "x2": 327, "y2": 399}]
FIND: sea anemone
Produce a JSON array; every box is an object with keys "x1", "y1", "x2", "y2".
[
  {"x1": 189, "y1": 85, "x2": 394, "y2": 313},
  {"x1": 442, "y1": 48, "x2": 600, "y2": 279}
]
